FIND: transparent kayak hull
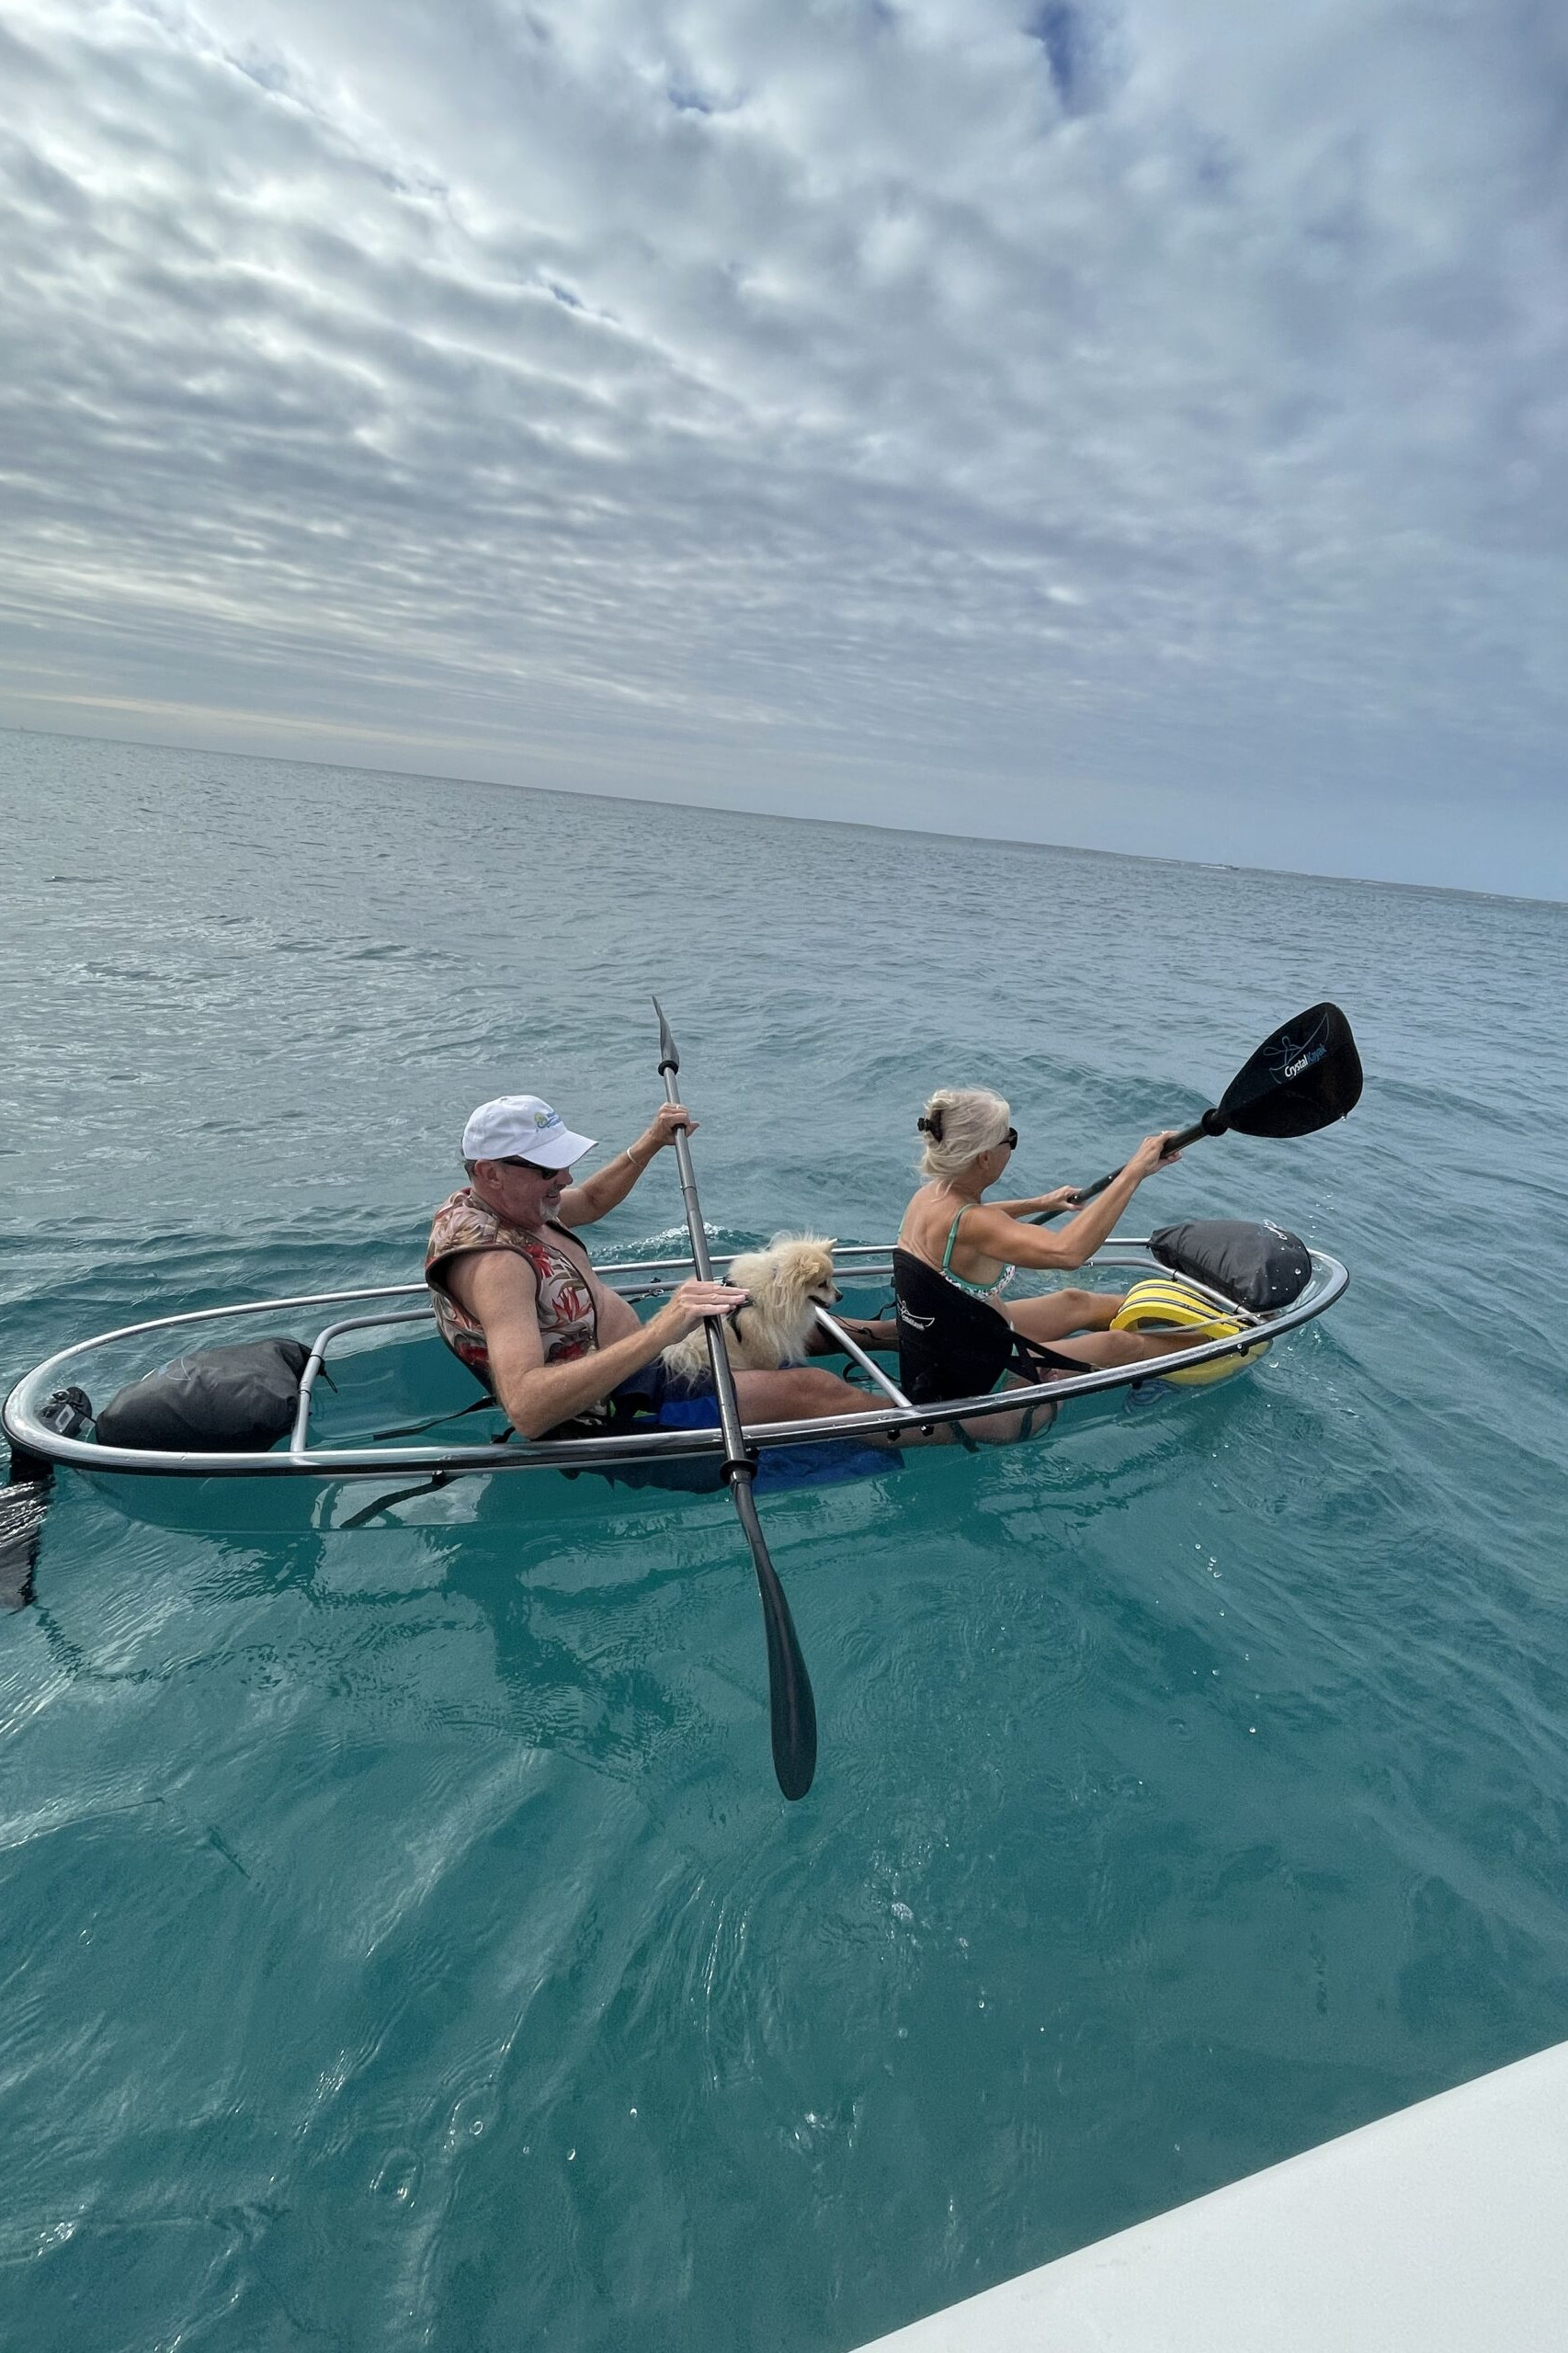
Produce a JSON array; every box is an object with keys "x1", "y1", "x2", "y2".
[{"x1": 4, "y1": 1241, "x2": 1348, "y2": 1536}]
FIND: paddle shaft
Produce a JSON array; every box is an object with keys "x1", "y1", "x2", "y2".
[
  {"x1": 1036, "y1": 1111, "x2": 1217, "y2": 1222},
  {"x1": 653, "y1": 1004, "x2": 817, "y2": 1801},
  {"x1": 653, "y1": 1063, "x2": 756, "y2": 1479}
]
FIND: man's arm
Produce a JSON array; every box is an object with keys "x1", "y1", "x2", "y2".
[
  {"x1": 557, "y1": 1102, "x2": 698, "y2": 1227},
  {"x1": 453, "y1": 1248, "x2": 743, "y2": 1439}
]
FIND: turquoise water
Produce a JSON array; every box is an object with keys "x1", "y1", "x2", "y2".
[{"x1": 3, "y1": 727, "x2": 1566, "y2": 2350}]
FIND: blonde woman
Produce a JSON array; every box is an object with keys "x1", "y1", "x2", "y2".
[{"x1": 892, "y1": 1086, "x2": 1197, "y2": 1406}]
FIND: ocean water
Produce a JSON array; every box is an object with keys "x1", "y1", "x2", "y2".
[{"x1": 2, "y1": 726, "x2": 1566, "y2": 2351}]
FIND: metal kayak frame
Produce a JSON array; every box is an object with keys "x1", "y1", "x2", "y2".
[{"x1": 3, "y1": 1240, "x2": 1349, "y2": 1486}]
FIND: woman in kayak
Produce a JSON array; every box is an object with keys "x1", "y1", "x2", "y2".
[{"x1": 893, "y1": 1086, "x2": 1200, "y2": 1407}]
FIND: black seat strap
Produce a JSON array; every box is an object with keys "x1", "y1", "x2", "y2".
[
  {"x1": 339, "y1": 1471, "x2": 451, "y2": 1529},
  {"x1": 371, "y1": 1393, "x2": 502, "y2": 1441}
]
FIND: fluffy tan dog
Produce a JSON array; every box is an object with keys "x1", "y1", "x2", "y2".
[{"x1": 661, "y1": 1233, "x2": 840, "y2": 1385}]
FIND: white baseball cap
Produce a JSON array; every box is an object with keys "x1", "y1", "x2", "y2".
[{"x1": 461, "y1": 1095, "x2": 596, "y2": 1170}]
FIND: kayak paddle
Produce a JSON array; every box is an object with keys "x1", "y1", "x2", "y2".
[
  {"x1": 652, "y1": 999, "x2": 818, "y2": 1802},
  {"x1": 1033, "y1": 1001, "x2": 1363, "y2": 1220}
]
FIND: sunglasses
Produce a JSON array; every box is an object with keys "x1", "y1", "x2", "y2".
[
  {"x1": 498, "y1": 1155, "x2": 570, "y2": 1177},
  {"x1": 1003, "y1": 1128, "x2": 1018, "y2": 1150}
]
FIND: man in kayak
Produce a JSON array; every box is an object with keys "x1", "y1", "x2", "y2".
[{"x1": 426, "y1": 1094, "x2": 892, "y2": 1442}]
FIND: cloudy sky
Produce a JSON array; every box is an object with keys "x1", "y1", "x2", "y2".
[{"x1": 2, "y1": 0, "x2": 1564, "y2": 892}]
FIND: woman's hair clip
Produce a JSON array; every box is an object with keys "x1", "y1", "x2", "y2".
[{"x1": 917, "y1": 1109, "x2": 945, "y2": 1142}]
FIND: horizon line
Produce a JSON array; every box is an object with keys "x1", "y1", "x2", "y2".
[{"x1": 5, "y1": 717, "x2": 1562, "y2": 915}]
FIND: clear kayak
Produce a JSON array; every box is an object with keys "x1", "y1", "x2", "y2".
[{"x1": 3, "y1": 1238, "x2": 1348, "y2": 1537}]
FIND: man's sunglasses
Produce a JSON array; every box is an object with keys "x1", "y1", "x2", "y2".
[
  {"x1": 1003, "y1": 1128, "x2": 1018, "y2": 1150},
  {"x1": 498, "y1": 1155, "x2": 569, "y2": 1177}
]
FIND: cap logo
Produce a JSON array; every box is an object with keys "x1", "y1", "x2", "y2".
[{"x1": 533, "y1": 1109, "x2": 556, "y2": 1130}]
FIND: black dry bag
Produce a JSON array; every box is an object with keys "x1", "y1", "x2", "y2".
[
  {"x1": 1148, "y1": 1220, "x2": 1312, "y2": 1315},
  {"x1": 95, "y1": 1337, "x2": 311, "y2": 1452}
]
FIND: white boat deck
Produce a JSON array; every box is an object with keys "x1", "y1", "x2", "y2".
[{"x1": 854, "y1": 2038, "x2": 1568, "y2": 2351}]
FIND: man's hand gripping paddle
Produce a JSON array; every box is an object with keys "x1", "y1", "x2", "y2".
[
  {"x1": 653, "y1": 999, "x2": 817, "y2": 1801},
  {"x1": 1032, "y1": 1002, "x2": 1364, "y2": 1222}
]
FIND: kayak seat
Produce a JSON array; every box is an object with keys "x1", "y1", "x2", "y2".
[{"x1": 892, "y1": 1248, "x2": 1079, "y2": 1421}]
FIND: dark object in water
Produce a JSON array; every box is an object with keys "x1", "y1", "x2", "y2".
[
  {"x1": 96, "y1": 1338, "x2": 310, "y2": 1452},
  {"x1": 1150, "y1": 1219, "x2": 1312, "y2": 1314},
  {"x1": 2, "y1": 1388, "x2": 93, "y2": 1609},
  {"x1": 0, "y1": 1472, "x2": 49, "y2": 1611}
]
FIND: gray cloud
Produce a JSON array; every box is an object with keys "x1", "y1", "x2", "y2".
[{"x1": 1, "y1": 0, "x2": 1564, "y2": 889}]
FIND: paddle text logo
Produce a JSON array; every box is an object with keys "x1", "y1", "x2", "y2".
[{"x1": 1274, "y1": 1016, "x2": 1330, "y2": 1085}]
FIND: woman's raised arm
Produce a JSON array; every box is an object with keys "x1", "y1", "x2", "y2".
[{"x1": 959, "y1": 1132, "x2": 1182, "y2": 1270}]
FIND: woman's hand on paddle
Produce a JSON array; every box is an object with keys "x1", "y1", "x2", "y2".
[
  {"x1": 1128, "y1": 1130, "x2": 1183, "y2": 1180},
  {"x1": 1027, "y1": 1185, "x2": 1081, "y2": 1218},
  {"x1": 651, "y1": 1279, "x2": 749, "y2": 1344}
]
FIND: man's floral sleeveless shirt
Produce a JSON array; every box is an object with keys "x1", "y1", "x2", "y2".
[{"x1": 425, "y1": 1189, "x2": 597, "y2": 1388}]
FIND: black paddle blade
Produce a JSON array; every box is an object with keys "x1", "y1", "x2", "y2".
[
  {"x1": 732, "y1": 1475, "x2": 817, "y2": 1800},
  {"x1": 1216, "y1": 1003, "x2": 1363, "y2": 1139},
  {"x1": 652, "y1": 995, "x2": 680, "y2": 1077}
]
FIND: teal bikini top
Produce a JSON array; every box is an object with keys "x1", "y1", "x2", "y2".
[{"x1": 939, "y1": 1208, "x2": 1015, "y2": 1302}]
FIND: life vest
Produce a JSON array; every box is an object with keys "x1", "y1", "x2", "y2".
[{"x1": 425, "y1": 1189, "x2": 597, "y2": 1388}]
